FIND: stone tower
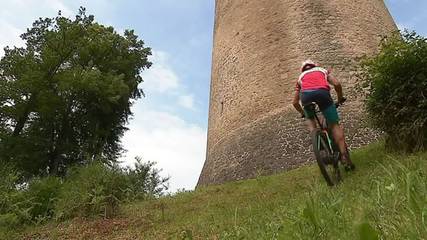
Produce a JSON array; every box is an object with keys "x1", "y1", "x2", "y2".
[{"x1": 198, "y1": 0, "x2": 397, "y2": 186}]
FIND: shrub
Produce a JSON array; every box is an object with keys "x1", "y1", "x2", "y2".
[
  {"x1": 0, "y1": 165, "x2": 20, "y2": 213},
  {"x1": 0, "y1": 167, "x2": 62, "y2": 235},
  {"x1": 124, "y1": 157, "x2": 169, "y2": 201},
  {"x1": 360, "y1": 31, "x2": 427, "y2": 152},
  {"x1": 23, "y1": 177, "x2": 62, "y2": 222},
  {"x1": 0, "y1": 213, "x2": 20, "y2": 228},
  {"x1": 0, "y1": 165, "x2": 24, "y2": 227},
  {"x1": 0, "y1": 158, "x2": 168, "y2": 226},
  {"x1": 55, "y1": 162, "x2": 128, "y2": 219},
  {"x1": 0, "y1": 167, "x2": 62, "y2": 226},
  {"x1": 55, "y1": 159, "x2": 169, "y2": 220}
]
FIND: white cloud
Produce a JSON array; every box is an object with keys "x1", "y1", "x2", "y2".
[
  {"x1": 0, "y1": 0, "x2": 75, "y2": 57},
  {"x1": 141, "y1": 51, "x2": 180, "y2": 93},
  {"x1": 1, "y1": 0, "x2": 73, "y2": 18},
  {"x1": 121, "y1": 108, "x2": 207, "y2": 192},
  {"x1": 178, "y1": 94, "x2": 195, "y2": 110},
  {"x1": 0, "y1": 0, "x2": 116, "y2": 58},
  {"x1": 0, "y1": 20, "x2": 24, "y2": 57},
  {"x1": 44, "y1": 0, "x2": 73, "y2": 16}
]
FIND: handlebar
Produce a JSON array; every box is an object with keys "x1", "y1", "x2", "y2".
[{"x1": 335, "y1": 97, "x2": 346, "y2": 108}]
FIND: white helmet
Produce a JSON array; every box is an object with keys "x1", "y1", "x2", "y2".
[{"x1": 301, "y1": 59, "x2": 316, "y2": 72}]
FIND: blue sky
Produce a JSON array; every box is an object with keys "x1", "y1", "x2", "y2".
[{"x1": 0, "y1": 0, "x2": 426, "y2": 191}]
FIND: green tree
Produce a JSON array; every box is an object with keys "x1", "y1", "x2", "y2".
[
  {"x1": 360, "y1": 31, "x2": 427, "y2": 152},
  {"x1": 0, "y1": 7, "x2": 152, "y2": 177}
]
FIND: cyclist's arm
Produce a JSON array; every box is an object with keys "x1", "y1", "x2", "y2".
[
  {"x1": 327, "y1": 74, "x2": 345, "y2": 102},
  {"x1": 293, "y1": 85, "x2": 304, "y2": 116}
]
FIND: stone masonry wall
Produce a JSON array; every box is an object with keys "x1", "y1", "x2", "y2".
[{"x1": 198, "y1": 0, "x2": 397, "y2": 186}]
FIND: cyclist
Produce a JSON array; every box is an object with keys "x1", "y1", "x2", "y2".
[{"x1": 292, "y1": 59, "x2": 355, "y2": 171}]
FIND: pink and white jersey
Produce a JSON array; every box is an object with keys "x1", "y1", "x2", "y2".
[{"x1": 296, "y1": 67, "x2": 330, "y2": 92}]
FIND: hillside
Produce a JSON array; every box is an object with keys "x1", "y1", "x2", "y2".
[{"x1": 19, "y1": 143, "x2": 427, "y2": 240}]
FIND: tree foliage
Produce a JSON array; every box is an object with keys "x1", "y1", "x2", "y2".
[
  {"x1": 360, "y1": 31, "x2": 427, "y2": 152},
  {"x1": 0, "y1": 7, "x2": 152, "y2": 177}
]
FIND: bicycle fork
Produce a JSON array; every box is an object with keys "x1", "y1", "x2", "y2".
[{"x1": 322, "y1": 130, "x2": 334, "y2": 153}]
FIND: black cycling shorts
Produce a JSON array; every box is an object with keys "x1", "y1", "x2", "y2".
[{"x1": 300, "y1": 89, "x2": 339, "y2": 124}]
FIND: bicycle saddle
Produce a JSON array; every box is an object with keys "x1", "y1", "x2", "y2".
[{"x1": 304, "y1": 102, "x2": 317, "y2": 110}]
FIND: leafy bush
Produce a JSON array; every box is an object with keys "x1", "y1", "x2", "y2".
[
  {"x1": 0, "y1": 167, "x2": 62, "y2": 227},
  {"x1": 23, "y1": 177, "x2": 62, "y2": 222},
  {"x1": 124, "y1": 157, "x2": 169, "y2": 201},
  {"x1": 55, "y1": 159, "x2": 168, "y2": 219},
  {"x1": 0, "y1": 213, "x2": 19, "y2": 228},
  {"x1": 0, "y1": 165, "x2": 24, "y2": 228},
  {"x1": 0, "y1": 158, "x2": 168, "y2": 234},
  {"x1": 55, "y1": 162, "x2": 128, "y2": 219},
  {"x1": 0, "y1": 165, "x2": 20, "y2": 213},
  {"x1": 360, "y1": 31, "x2": 427, "y2": 152}
]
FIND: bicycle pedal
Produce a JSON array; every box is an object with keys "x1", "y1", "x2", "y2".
[
  {"x1": 333, "y1": 152, "x2": 340, "y2": 161},
  {"x1": 321, "y1": 156, "x2": 332, "y2": 165},
  {"x1": 344, "y1": 163, "x2": 356, "y2": 172}
]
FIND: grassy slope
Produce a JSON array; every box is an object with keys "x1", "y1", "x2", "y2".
[{"x1": 21, "y1": 143, "x2": 427, "y2": 240}]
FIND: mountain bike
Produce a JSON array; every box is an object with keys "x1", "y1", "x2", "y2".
[{"x1": 306, "y1": 99, "x2": 348, "y2": 186}]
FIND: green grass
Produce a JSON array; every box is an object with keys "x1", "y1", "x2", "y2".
[{"x1": 17, "y1": 142, "x2": 427, "y2": 239}]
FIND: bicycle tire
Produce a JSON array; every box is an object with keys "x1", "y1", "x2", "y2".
[{"x1": 312, "y1": 130, "x2": 335, "y2": 186}]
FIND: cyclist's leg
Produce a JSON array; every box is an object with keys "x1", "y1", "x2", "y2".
[
  {"x1": 329, "y1": 123, "x2": 346, "y2": 156},
  {"x1": 301, "y1": 92, "x2": 317, "y2": 132},
  {"x1": 315, "y1": 91, "x2": 354, "y2": 168},
  {"x1": 323, "y1": 105, "x2": 355, "y2": 169}
]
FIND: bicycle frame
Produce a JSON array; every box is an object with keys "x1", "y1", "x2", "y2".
[{"x1": 311, "y1": 106, "x2": 335, "y2": 153}]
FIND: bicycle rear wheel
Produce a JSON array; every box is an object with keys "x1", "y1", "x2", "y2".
[{"x1": 312, "y1": 130, "x2": 335, "y2": 186}]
